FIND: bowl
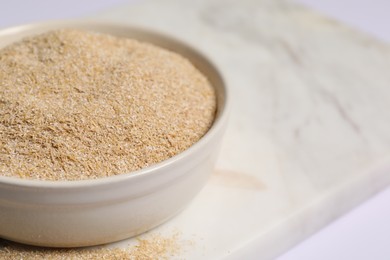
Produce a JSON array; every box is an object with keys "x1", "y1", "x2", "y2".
[{"x1": 0, "y1": 21, "x2": 228, "y2": 247}]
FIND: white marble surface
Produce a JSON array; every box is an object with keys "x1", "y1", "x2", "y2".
[
  {"x1": 93, "y1": 0, "x2": 390, "y2": 259},
  {"x1": 295, "y1": 0, "x2": 390, "y2": 42},
  {"x1": 1, "y1": 0, "x2": 390, "y2": 259},
  {"x1": 279, "y1": 1, "x2": 390, "y2": 259}
]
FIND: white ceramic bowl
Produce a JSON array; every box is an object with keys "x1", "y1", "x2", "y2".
[{"x1": 0, "y1": 22, "x2": 228, "y2": 247}]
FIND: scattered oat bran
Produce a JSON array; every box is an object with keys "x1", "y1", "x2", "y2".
[
  {"x1": 0, "y1": 234, "x2": 180, "y2": 260},
  {"x1": 0, "y1": 29, "x2": 216, "y2": 181}
]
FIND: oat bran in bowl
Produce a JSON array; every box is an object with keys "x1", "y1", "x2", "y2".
[{"x1": 0, "y1": 21, "x2": 228, "y2": 247}]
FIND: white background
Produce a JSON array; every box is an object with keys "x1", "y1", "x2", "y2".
[{"x1": 0, "y1": 1, "x2": 389, "y2": 259}]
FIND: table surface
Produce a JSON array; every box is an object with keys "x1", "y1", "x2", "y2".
[{"x1": 0, "y1": 0, "x2": 389, "y2": 259}]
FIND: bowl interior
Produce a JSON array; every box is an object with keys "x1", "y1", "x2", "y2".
[{"x1": 0, "y1": 21, "x2": 228, "y2": 187}]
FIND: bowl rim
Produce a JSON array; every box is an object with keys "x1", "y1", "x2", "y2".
[{"x1": 0, "y1": 20, "x2": 229, "y2": 189}]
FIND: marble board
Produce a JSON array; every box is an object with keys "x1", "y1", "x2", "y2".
[{"x1": 91, "y1": 0, "x2": 390, "y2": 259}]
